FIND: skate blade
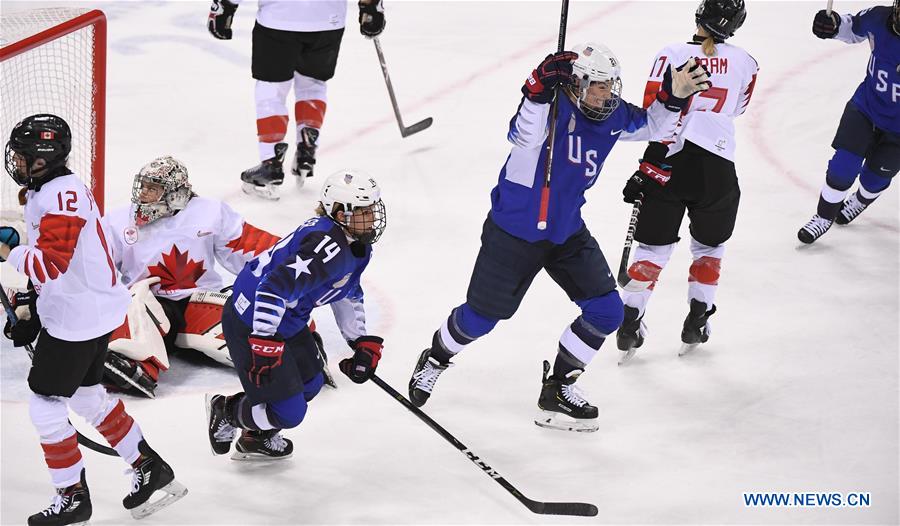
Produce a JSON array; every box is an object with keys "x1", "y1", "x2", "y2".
[
  {"x1": 533, "y1": 410, "x2": 598, "y2": 433},
  {"x1": 617, "y1": 348, "x2": 637, "y2": 365},
  {"x1": 230, "y1": 450, "x2": 293, "y2": 461},
  {"x1": 130, "y1": 479, "x2": 188, "y2": 519},
  {"x1": 103, "y1": 362, "x2": 155, "y2": 398},
  {"x1": 241, "y1": 182, "x2": 280, "y2": 200},
  {"x1": 322, "y1": 365, "x2": 338, "y2": 389},
  {"x1": 678, "y1": 343, "x2": 700, "y2": 356}
]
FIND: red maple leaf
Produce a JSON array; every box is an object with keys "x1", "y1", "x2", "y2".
[{"x1": 147, "y1": 246, "x2": 206, "y2": 291}]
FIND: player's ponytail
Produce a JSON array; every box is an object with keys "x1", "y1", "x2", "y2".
[{"x1": 701, "y1": 35, "x2": 716, "y2": 57}]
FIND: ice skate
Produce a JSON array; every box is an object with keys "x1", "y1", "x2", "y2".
[
  {"x1": 291, "y1": 127, "x2": 319, "y2": 188},
  {"x1": 28, "y1": 469, "x2": 91, "y2": 526},
  {"x1": 616, "y1": 305, "x2": 646, "y2": 365},
  {"x1": 103, "y1": 352, "x2": 156, "y2": 398},
  {"x1": 835, "y1": 192, "x2": 869, "y2": 225},
  {"x1": 797, "y1": 214, "x2": 834, "y2": 244},
  {"x1": 312, "y1": 330, "x2": 337, "y2": 389},
  {"x1": 679, "y1": 299, "x2": 716, "y2": 356},
  {"x1": 231, "y1": 429, "x2": 293, "y2": 461},
  {"x1": 534, "y1": 361, "x2": 598, "y2": 433},
  {"x1": 241, "y1": 143, "x2": 288, "y2": 200},
  {"x1": 123, "y1": 440, "x2": 187, "y2": 519},
  {"x1": 205, "y1": 393, "x2": 237, "y2": 456},
  {"x1": 408, "y1": 338, "x2": 453, "y2": 408}
]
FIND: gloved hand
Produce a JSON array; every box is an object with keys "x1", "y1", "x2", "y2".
[
  {"x1": 247, "y1": 334, "x2": 284, "y2": 387},
  {"x1": 0, "y1": 226, "x2": 20, "y2": 263},
  {"x1": 3, "y1": 289, "x2": 41, "y2": 347},
  {"x1": 208, "y1": 0, "x2": 238, "y2": 40},
  {"x1": 358, "y1": 0, "x2": 385, "y2": 37},
  {"x1": 521, "y1": 51, "x2": 578, "y2": 104},
  {"x1": 657, "y1": 58, "x2": 711, "y2": 111},
  {"x1": 812, "y1": 9, "x2": 840, "y2": 39},
  {"x1": 339, "y1": 335, "x2": 383, "y2": 384},
  {"x1": 622, "y1": 142, "x2": 672, "y2": 204}
]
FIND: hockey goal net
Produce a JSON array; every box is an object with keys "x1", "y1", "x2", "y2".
[{"x1": 0, "y1": 8, "x2": 106, "y2": 223}]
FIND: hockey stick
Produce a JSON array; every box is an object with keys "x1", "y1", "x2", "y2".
[
  {"x1": 616, "y1": 195, "x2": 643, "y2": 288},
  {"x1": 371, "y1": 374, "x2": 598, "y2": 517},
  {"x1": 826, "y1": 0, "x2": 833, "y2": 15},
  {"x1": 536, "y1": 0, "x2": 571, "y2": 231},
  {"x1": 373, "y1": 37, "x2": 433, "y2": 138},
  {"x1": 0, "y1": 285, "x2": 119, "y2": 457}
]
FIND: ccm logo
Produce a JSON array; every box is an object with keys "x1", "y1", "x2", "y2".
[{"x1": 250, "y1": 343, "x2": 281, "y2": 355}]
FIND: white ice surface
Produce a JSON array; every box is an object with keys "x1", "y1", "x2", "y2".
[{"x1": 1, "y1": 1, "x2": 898, "y2": 524}]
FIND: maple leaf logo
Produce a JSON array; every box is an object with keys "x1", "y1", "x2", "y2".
[{"x1": 147, "y1": 246, "x2": 206, "y2": 292}]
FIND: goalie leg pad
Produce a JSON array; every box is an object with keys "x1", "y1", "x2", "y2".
[{"x1": 176, "y1": 291, "x2": 233, "y2": 367}]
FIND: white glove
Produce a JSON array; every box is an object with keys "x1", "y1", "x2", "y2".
[{"x1": 670, "y1": 58, "x2": 711, "y2": 98}]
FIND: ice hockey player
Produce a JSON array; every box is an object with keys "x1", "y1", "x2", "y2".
[
  {"x1": 616, "y1": 0, "x2": 758, "y2": 361},
  {"x1": 207, "y1": 0, "x2": 386, "y2": 198},
  {"x1": 797, "y1": 1, "x2": 899, "y2": 243},
  {"x1": 206, "y1": 169, "x2": 386, "y2": 459},
  {"x1": 407, "y1": 44, "x2": 711, "y2": 432},
  {"x1": 0, "y1": 114, "x2": 186, "y2": 525}
]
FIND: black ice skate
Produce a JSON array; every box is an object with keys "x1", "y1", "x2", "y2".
[
  {"x1": 241, "y1": 142, "x2": 288, "y2": 200},
  {"x1": 679, "y1": 299, "x2": 717, "y2": 356},
  {"x1": 312, "y1": 330, "x2": 337, "y2": 389},
  {"x1": 835, "y1": 192, "x2": 869, "y2": 225},
  {"x1": 103, "y1": 352, "x2": 156, "y2": 399},
  {"x1": 232, "y1": 429, "x2": 293, "y2": 461},
  {"x1": 28, "y1": 469, "x2": 91, "y2": 526},
  {"x1": 291, "y1": 127, "x2": 319, "y2": 188},
  {"x1": 797, "y1": 214, "x2": 834, "y2": 244},
  {"x1": 123, "y1": 440, "x2": 187, "y2": 519},
  {"x1": 535, "y1": 360, "x2": 598, "y2": 433},
  {"x1": 205, "y1": 393, "x2": 238, "y2": 455},
  {"x1": 616, "y1": 305, "x2": 647, "y2": 365},
  {"x1": 408, "y1": 344, "x2": 453, "y2": 408}
]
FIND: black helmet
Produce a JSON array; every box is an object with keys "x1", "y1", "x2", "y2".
[
  {"x1": 695, "y1": 0, "x2": 746, "y2": 40},
  {"x1": 4, "y1": 114, "x2": 72, "y2": 188}
]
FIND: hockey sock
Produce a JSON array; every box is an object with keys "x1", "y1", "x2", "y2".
[
  {"x1": 434, "y1": 304, "x2": 498, "y2": 363},
  {"x1": 858, "y1": 166, "x2": 891, "y2": 205},
  {"x1": 687, "y1": 238, "x2": 724, "y2": 308},
  {"x1": 95, "y1": 400, "x2": 143, "y2": 464},
  {"x1": 555, "y1": 292, "x2": 623, "y2": 376},
  {"x1": 295, "y1": 100, "x2": 326, "y2": 130},
  {"x1": 31, "y1": 394, "x2": 84, "y2": 487},
  {"x1": 255, "y1": 80, "x2": 291, "y2": 160}
]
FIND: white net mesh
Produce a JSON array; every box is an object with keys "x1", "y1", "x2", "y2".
[{"x1": 1, "y1": 8, "x2": 103, "y2": 221}]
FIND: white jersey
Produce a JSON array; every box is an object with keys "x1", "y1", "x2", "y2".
[
  {"x1": 6, "y1": 173, "x2": 129, "y2": 341},
  {"x1": 103, "y1": 196, "x2": 279, "y2": 301},
  {"x1": 233, "y1": 0, "x2": 347, "y2": 32},
  {"x1": 643, "y1": 40, "x2": 759, "y2": 162}
]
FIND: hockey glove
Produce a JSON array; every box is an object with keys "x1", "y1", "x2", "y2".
[
  {"x1": 522, "y1": 51, "x2": 578, "y2": 104},
  {"x1": 208, "y1": 0, "x2": 237, "y2": 40},
  {"x1": 339, "y1": 335, "x2": 383, "y2": 384},
  {"x1": 812, "y1": 10, "x2": 840, "y2": 39},
  {"x1": 623, "y1": 142, "x2": 672, "y2": 204},
  {"x1": 358, "y1": 0, "x2": 386, "y2": 37},
  {"x1": 0, "y1": 226, "x2": 20, "y2": 249},
  {"x1": 657, "y1": 58, "x2": 711, "y2": 112},
  {"x1": 3, "y1": 289, "x2": 41, "y2": 347},
  {"x1": 247, "y1": 334, "x2": 284, "y2": 387}
]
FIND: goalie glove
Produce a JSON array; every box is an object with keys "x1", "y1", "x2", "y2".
[{"x1": 208, "y1": 0, "x2": 237, "y2": 40}]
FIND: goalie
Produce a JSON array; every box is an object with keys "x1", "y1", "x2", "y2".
[{"x1": 100, "y1": 156, "x2": 287, "y2": 397}]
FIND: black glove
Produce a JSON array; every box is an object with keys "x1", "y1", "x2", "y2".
[
  {"x1": 622, "y1": 142, "x2": 672, "y2": 204},
  {"x1": 521, "y1": 51, "x2": 578, "y2": 104},
  {"x1": 208, "y1": 0, "x2": 238, "y2": 40},
  {"x1": 358, "y1": 0, "x2": 385, "y2": 37},
  {"x1": 247, "y1": 334, "x2": 284, "y2": 387},
  {"x1": 812, "y1": 10, "x2": 840, "y2": 39},
  {"x1": 339, "y1": 335, "x2": 383, "y2": 384},
  {"x1": 3, "y1": 289, "x2": 41, "y2": 347}
]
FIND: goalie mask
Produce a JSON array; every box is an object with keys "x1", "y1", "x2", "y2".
[
  {"x1": 131, "y1": 156, "x2": 192, "y2": 226},
  {"x1": 5, "y1": 114, "x2": 72, "y2": 189},
  {"x1": 319, "y1": 169, "x2": 386, "y2": 245},
  {"x1": 566, "y1": 43, "x2": 623, "y2": 122}
]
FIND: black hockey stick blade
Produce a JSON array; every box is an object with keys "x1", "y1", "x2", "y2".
[
  {"x1": 525, "y1": 500, "x2": 599, "y2": 517},
  {"x1": 400, "y1": 117, "x2": 433, "y2": 138}
]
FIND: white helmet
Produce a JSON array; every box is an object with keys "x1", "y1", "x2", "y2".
[
  {"x1": 131, "y1": 156, "x2": 192, "y2": 225},
  {"x1": 319, "y1": 169, "x2": 386, "y2": 244},
  {"x1": 568, "y1": 42, "x2": 623, "y2": 121}
]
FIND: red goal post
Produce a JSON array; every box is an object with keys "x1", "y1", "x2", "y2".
[{"x1": 1, "y1": 8, "x2": 106, "y2": 222}]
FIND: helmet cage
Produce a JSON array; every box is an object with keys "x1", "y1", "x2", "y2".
[
  {"x1": 570, "y1": 77, "x2": 623, "y2": 121},
  {"x1": 4, "y1": 114, "x2": 72, "y2": 187},
  {"x1": 319, "y1": 170, "x2": 387, "y2": 245}
]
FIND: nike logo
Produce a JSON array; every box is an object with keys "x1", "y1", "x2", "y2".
[
  {"x1": 610, "y1": 129, "x2": 623, "y2": 136},
  {"x1": 880, "y1": 167, "x2": 892, "y2": 172},
  {"x1": 197, "y1": 230, "x2": 213, "y2": 237}
]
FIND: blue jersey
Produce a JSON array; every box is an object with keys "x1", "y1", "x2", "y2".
[
  {"x1": 836, "y1": 6, "x2": 900, "y2": 134},
  {"x1": 230, "y1": 216, "x2": 371, "y2": 339},
  {"x1": 489, "y1": 94, "x2": 679, "y2": 244}
]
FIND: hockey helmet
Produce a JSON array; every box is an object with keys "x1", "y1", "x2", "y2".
[
  {"x1": 131, "y1": 156, "x2": 192, "y2": 225},
  {"x1": 319, "y1": 169, "x2": 386, "y2": 244},
  {"x1": 566, "y1": 43, "x2": 623, "y2": 121},
  {"x1": 695, "y1": 0, "x2": 746, "y2": 40},
  {"x1": 4, "y1": 114, "x2": 72, "y2": 187}
]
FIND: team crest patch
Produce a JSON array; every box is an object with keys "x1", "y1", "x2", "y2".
[
  {"x1": 344, "y1": 173, "x2": 353, "y2": 184},
  {"x1": 124, "y1": 225, "x2": 139, "y2": 245},
  {"x1": 583, "y1": 47, "x2": 593, "y2": 56}
]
